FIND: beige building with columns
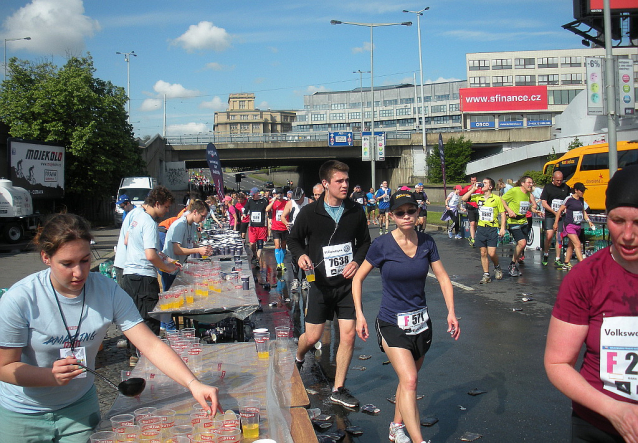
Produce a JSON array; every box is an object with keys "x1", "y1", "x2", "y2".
[{"x1": 213, "y1": 93, "x2": 296, "y2": 135}]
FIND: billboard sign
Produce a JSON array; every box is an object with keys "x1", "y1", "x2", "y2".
[
  {"x1": 469, "y1": 120, "x2": 495, "y2": 129},
  {"x1": 589, "y1": 0, "x2": 638, "y2": 12},
  {"x1": 617, "y1": 58, "x2": 635, "y2": 116},
  {"x1": 362, "y1": 132, "x2": 385, "y2": 161},
  {"x1": 499, "y1": 119, "x2": 524, "y2": 128},
  {"x1": 8, "y1": 138, "x2": 65, "y2": 199},
  {"x1": 586, "y1": 57, "x2": 606, "y2": 115},
  {"x1": 329, "y1": 131, "x2": 353, "y2": 147},
  {"x1": 459, "y1": 86, "x2": 548, "y2": 112},
  {"x1": 527, "y1": 118, "x2": 552, "y2": 127}
]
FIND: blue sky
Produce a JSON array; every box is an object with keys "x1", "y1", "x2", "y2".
[{"x1": 1, "y1": 0, "x2": 582, "y2": 138}]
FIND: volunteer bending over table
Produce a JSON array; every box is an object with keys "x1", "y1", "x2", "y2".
[
  {"x1": 0, "y1": 214, "x2": 222, "y2": 443},
  {"x1": 545, "y1": 165, "x2": 638, "y2": 443}
]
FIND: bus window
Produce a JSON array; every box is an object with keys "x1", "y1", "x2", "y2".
[
  {"x1": 555, "y1": 158, "x2": 578, "y2": 181},
  {"x1": 580, "y1": 152, "x2": 609, "y2": 171},
  {"x1": 619, "y1": 149, "x2": 638, "y2": 168}
]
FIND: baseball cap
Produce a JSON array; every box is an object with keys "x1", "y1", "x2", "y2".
[
  {"x1": 354, "y1": 184, "x2": 361, "y2": 188},
  {"x1": 250, "y1": 187, "x2": 260, "y2": 196},
  {"x1": 399, "y1": 185, "x2": 411, "y2": 191},
  {"x1": 292, "y1": 187, "x2": 304, "y2": 200},
  {"x1": 273, "y1": 187, "x2": 284, "y2": 194},
  {"x1": 416, "y1": 182, "x2": 423, "y2": 187},
  {"x1": 454, "y1": 185, "x2": 462, "y2": 190},
  {"x1": 573, "y1": 182, "x2": 587, "y2": 192},
  {"x1": 223, "y1": 195, "x2": 232, "y2": 202},
  {"x1": 390, "y1": 191, "x2": 418, "y2": 211},
  {"x1": 606, "y1": 164, "x2": 638, "y2": 212},
  {"x1": 116, "y1": 194, "x2": 130, "y2": 205}
]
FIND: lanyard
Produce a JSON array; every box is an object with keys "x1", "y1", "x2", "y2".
[{"x1": 50, "y1": 276, "x2": 86, "y2": 354}]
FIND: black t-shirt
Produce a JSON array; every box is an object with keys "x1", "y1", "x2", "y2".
[
  {"x1": 350, "y1": 191, "x2": 367, "y2": 206},
  {"x1": 244, "y1": 197, "x2": 269, "y2": 227},
  {"x1": 413, "y1": 191, "x2": 428, "y2": 209},
  {"x1": 540, "y1": 183, "x2": 571, "y2": 218}
]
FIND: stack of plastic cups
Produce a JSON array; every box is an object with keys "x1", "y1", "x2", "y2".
[
  {"x1": 181, "y1": 328, "x2": 196, "y2": 339},
  {"x1": 275, "y1": 325, "x2": 290, "y2": 352},
  {"x1": 188, "y1": 341, "x2": 203, "y2": 372},
  {"x1": 136, "y1": 414, "x2": 162, "y2": 442},
  {"x1": 110, "y1": 414, "x2": 135, "y2": 439}
]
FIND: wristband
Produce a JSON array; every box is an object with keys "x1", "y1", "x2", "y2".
[{"x1": 187, "y1": 377, "x2": 198, "y2": 388}]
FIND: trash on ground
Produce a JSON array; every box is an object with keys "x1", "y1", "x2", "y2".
[
  {"x1": 460, "y1": 431, "x2": 483, "y2": 441},
  {"x1": 468, "y1": 388, "x2": 487, "y2": 396},
  {"x1": 358, "y1": 354, "x2": 372, "y2": 360},
  {"x1": 382, "y1": 360, "x2": 391, "y2": 365},
  {"x1": 324, "y1": 430, "x2": 345, "y2": 441},
  {"x1": 361, "y1": 404, "x2": 381, "y2": 415},
  {"x1": 387, "y1": 395, "x2": 396, "y2": 404},
  {"x1": 345, "y1": 426, "x2": 364, "y2": 436},
  {"x1": 521, "y1": 296, "x2": 534, "y2": 302},
  {"x1": 350, "y1": 366, "x2": 366, "y2": 371},
  {"x1": 421, "y1": 416, "x2": 439, "y2": 426},
  {"x1": 306, "y1": 388, "x2": 318, "y2": 395},
  {"x1": 312, "y1": 420, "x2": 332, "y2": 430},
  {"x1": 458, "y1": 405, "x2": 467, "y2": 411},
  {"x1": 416, "y1": 394, "x2": 424, "y2": 400},
  {"x1": 317, "y1": 436, "x2": 336, "y2": 443},
  {"x1": 512, "y1": 308, "x2": 523, "y2": 312},
  {"x1": 307, "y1": 408, "x2": 321, "y2": 419},
  {"x1": 313, "y1": 414, "x2": 333, "y2": 422}
]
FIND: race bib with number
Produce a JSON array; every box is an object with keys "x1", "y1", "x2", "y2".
[
  {"x1": 572, "y1": 211, "x2": 583, "y2": 223},
  {"x1": 397, "y1": 307, "x2": 430, "y2": 335},
  {"x1": 479, "y1": 206, "x2": 494, "y2": 222},
  {"x1": 551, "y1": 199, "x2": 564, "y2": 213},
  {"x1": 600, "y1": 316, "x2": 638, "y2": 401},
  {"x1": 383, "y1": 193, "x2": 390, "y2": 202},
  {"x1": 275, "y1": 209, "x2": 283, "y2": 221},
  {"x1": 251, "y1": 212, "x2": 262, "y2": 223},
  {"x1": 356, "y1": 198, "x2": 364, "y2": 204},
  {"x1": 518, "y1": 201, "x2": 530, "y2": 215},
  {"x1": 322, "y1": 242, "x2": 353, "y2": 277}
]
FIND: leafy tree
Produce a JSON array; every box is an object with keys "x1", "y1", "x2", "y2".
[
  {"x1": 522, "y1": 169, "x2": 551, "y2": 186},
  {"x1": 0, "y1": 55, "x2": 145, "y2": 207},
  {"x1": 568, "y1": 137, "x2": 583, "y2": 151},
  {"x1": 427, "y1": 136, "x2": 472, "y2": 183}
]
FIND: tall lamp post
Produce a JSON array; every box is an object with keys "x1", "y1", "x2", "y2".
[
  {"x1": 403, "y1": 7, "x2": 429, "y2": 176},
  {"x1": 116, "y1": 51, "x2": 137, "y2": 123},
  {"x1": 353, "y1": 69, "x2": 370, "y2": 136},
  {"x1": 331, "y1": 20, "x2": 411, "y2": 189},
  {"x1": 4, "y1": 36, "x2": 31, "y2": 78}
]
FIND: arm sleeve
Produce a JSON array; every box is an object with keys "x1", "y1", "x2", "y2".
[{"x1": 365, "y1": 238, "x2": 384, "y2": 268}]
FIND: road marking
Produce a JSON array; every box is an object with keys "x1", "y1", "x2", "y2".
[{"x1": 428, "y1": 272, "x2": 475, "y2": 292}]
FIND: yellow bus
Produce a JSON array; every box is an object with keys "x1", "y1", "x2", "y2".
[{"x1": 543, "y1": 140, "x2": 638, "y2": 211}]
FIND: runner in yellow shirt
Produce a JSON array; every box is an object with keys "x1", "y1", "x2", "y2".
[{"x1": 462, "y1": 177, "x2": 507, "y2": 284}]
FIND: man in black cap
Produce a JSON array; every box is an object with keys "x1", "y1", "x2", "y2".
[
  {"x1": 545, "y1": 165, "x2": 638, "y2": 442},
  {"x1": 349, "y1": 184, "x2": 367, "y2": 207}
]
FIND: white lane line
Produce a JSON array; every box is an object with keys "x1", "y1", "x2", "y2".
[{"x1": 428, "y1": 272, "x2": 475, "y2": 292}]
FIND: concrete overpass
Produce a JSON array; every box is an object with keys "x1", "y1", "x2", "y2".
[{"x1": 141, "y1": 127, "x2": 551, "y2": 191}]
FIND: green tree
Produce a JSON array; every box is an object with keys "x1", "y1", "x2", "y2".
[
  {"x1": 0, "y1": 55, "x2": 145, "y2": 205},
  {"x1": 568, "y1": 137, "x2": 583, "y2": 151},
  {"x1": 427, "y1": 136, "x2": 473, "y2": 183}
]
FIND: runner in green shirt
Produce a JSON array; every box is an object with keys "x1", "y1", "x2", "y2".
[{"x1": 462, "y1": 177, "x2": 507, "y2": 284}]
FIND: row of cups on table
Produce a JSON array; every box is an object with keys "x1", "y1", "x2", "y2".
[
  {"x1": 90, "y1": 400, "x2": 262, "y2": 442},
  {"x1": 253, "y1": 326, "x2": 291, "y2": 359}
]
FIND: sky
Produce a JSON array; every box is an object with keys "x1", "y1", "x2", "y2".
[{"x1": 1, "y1": 0, "x2": 584, "y2": 138}]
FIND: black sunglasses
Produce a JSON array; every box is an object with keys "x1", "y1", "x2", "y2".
[{"x1": 393, "y1": 208, "x2": 418, "y2": 217}]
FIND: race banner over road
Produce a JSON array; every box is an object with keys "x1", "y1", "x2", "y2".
[
  {"x1": 205, "y1": 142, "x2": 224, "y2": 200},
  {"x1": 8, "y1": 138, "x2": 65, "y2": 199},
  {"x1": 459, "y1": 86, "x2": 548, "y2": 112}
]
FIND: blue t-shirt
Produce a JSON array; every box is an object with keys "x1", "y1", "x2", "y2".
[
  {"x1": 365, "y1": 232, "x2": 440, "y2": 324},
  {"x1": 366, "y1": 192, "x2": 376, "y2": 207},
  {"x1": 375, "y1": 188, "x2": 391, "y2": 210},
  {"x1": 162, "y1": 215, "x2": 196, "y2": 263},
  {"x1": 0, "y1": 270, "x2": 142, "y2": 413},
  {"x1": 123, "y1": 208, "x2": 160, "y2": 277},
  {"x1": 114, "y1": 205, "x2": 141, "y2": 269}
]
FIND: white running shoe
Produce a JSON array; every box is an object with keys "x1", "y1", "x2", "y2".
[
  {"x1": 290, "y1": 279, "x2": 300, "y2": 292},
  {"x1": 389, "y1": 422, "x2": 412, "y2": 443}
]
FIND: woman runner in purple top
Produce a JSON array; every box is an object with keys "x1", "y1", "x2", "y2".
[{"x1": 352, "y1": 191, "x2": 460, "y2": 443}]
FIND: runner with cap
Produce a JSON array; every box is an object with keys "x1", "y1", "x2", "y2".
[
  {"x1": 413, "y1": 183, "x2": 430, "y2": 232},
  {"x1": 545, "y1": 165, "x2": 638, "y2": 442},
  {"x1": 376, "y1": 181, "x2": 392, "y2": 235},
  {"x1": 350, "y1": 184, "x2": 367, "y2": 208},
  {"x1": 266, "y1": 188, "x2": 289, "y2": 272},
  {"x1": 282, "y1": 187, "x2": 311, "y2": 292},
  {"x1": 553, "y1": 182, "x2": 595, "y2": 271},
  {"x1": 243, "y1": 187, "x2": 269, "y2": 267},
  {"x1": 353, "y1": 190, "x2": 459, "y2": 443}
]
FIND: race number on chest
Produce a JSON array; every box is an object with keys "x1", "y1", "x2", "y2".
[
  {"x1": 397, "y1": 307, "x2": 429, "y2": 335},
  {"x1": 322, "y1": 242, "x2": 353, "y2": 277},
  {"x1": 600, "y1": 316, "x2": 638, "y2": 401}
]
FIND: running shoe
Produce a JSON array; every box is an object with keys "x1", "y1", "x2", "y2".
[
  {"x1": 455, "y1": 234, "x2": 463, "y2": 239},
  {"x1": 479, "y1": 274, "x2": 492, "y2": 284},
  {"x1": 330, "y1": 387, "x2": 359, "y2": 408},
  {"x1": 301, "y1": 279, "x2": 311, "y2": 290},
  {"x1": 561, "y1": 262, "x2": 572, "y2": 271},
  {"x1": 553, "y1": 259, "x2": 563, "y2": 268},
  {"x1": 295, "y1": 358, "x2": 304, "y2": 372},
  {"x1": 494, "y1": 267, "x2": 503, "y2": 280},
  {"x1": 290, "y1": 279, "x2": 300, "y2": 292},
  {"x1": 542, "y1": 255, "x2": 549, "y2": 266},
  {"x1": 518, "y1": 255, "x2": 525, "y2": 265},
  {"x1": 448, "y1": 230, "x2": 454, "y2": 239},
  {"x1": 468, "y1": 237, "x2": 475, "y2": 247},
  {"x1": 508, "y1": 263, "x2": 520, "y2": 277},
  {"x1": 389, "y1": 422, "x2": 412, "y2": 443}
]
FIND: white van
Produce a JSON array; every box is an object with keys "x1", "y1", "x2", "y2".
[{"x1": 114, "y1": 177, "x2": 156, "y2": 226}]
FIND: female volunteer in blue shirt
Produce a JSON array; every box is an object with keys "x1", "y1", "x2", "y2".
[
  {"x1": 0, "y1": 214, "x2": 222, "y2": 443},
  {"x1": 353, "y1": 191, "x2": 460, "y2": 443}
]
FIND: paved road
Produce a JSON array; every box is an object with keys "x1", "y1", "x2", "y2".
[{"x1": 0, "y1": 223, "x2": 574, "y2": 442}]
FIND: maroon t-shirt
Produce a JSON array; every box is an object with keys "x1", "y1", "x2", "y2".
[{"x1": 552, "y1": 247, "x2": 638, "y2": 435}]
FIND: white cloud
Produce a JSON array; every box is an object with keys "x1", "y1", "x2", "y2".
[
  {"x1": 140, "y1": 98, "x2": 162, "y2": 112},
  {"x1": 204, "y1": 62, "x2": 223, "y2": 71},
  {"x1": 258, "y1": 101, "x2": 269, "y2": 109},
  {"x1": 153, "y1": 80, "x2": 200, "y2": 98},
  {"x1": 1, "y1": 0, "x2": 100, "y2": 55},
  {"x1": 199, "y1": 96, "x2": 225, "y2": 110},
  {"x1": 305, "y1": 85, "x2": 329, "y2": 95},
  {"x1": 171, "y1": 21, "x2": 231, "y2": 52},
  {"x1": 167, "y1": 122, "x2": 210, "y2": 135},
  {"x1": 352, "y1": 42, "x2": 373, "y2": 54},
  {"x1": 425, "y1": 76, "x2": 463, "y2": 84}
]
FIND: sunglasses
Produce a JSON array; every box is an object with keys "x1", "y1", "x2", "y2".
[{"x1": 393, "y1": 208, "x2": 418, "y2": 217}]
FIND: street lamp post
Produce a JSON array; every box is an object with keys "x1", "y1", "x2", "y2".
[
  {"x1": 116, "y1": 51, "x2": 137, "y2": 123},
  {"x1": 331, "y1": 20, "x2": 411, "y2": 189},
  {"x1": 403, "y1": 7, "x2": 429, "y2": 176},
  {"x1": 353, "y1": 69, "x2": 370, "y2": 136},
  {"x1": 4, "y1": 37, "x2": 31, "y2": 78}
]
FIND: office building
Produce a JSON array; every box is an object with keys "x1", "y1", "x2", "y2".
[{"x1": 214, "y1": 93, "x2": 296, "y2": 135}]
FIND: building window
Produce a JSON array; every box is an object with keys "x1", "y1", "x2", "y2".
[
  {"x1": 230, "y1": 115, "x2": 236, "y2": 120},
  {"x1": 433, "y1": 116, "x2": 448, "y2": 124},
  {"x1": 379, "y1": 120, "x2": 396, "y2": 127},
  {"x1": 331, "y1": 103, "x2": 346, "y2": 110},
  {"x1": 230, "y1": 124, "x2": 238, "y2": 130},
  {"x1": 400, "y1": 97, "x2": 414, "y2": 104},
  {"x1": 560, "y1": 56, "x2": 582, "y2": 67},
  {"x1": 538, "y1": 74, "x2": 559, "y2": 85},
  {"x1": 383, "y1": 99, "x2": 398, "y2": 107},
  {"x1": 348, "y1": 112, "x2": 361, "y2": 120},
  {"x1": 537, "y1": 57, "x2": 559, "y2": 68},
  {"x1": 492, "y1": 59, "x2": 512, "y2": 70},
  {"x1": 380, "y1": 109, "x2": 394, "y2": 117},
  {"x1": 492, "y1": 75, "x2": 513, "y2": 87},
  {"x1": 330, "y1": 113, "x2": 345, "y2": 120},
  {"x1": 396, "y1": 108, "x2": 411, "y2": 116},
  {"x1": 514, "y1": 58, "x2": 535, "y2": 69},
  {"x1": 469, "y1": 59, "x2": 490, "y2": 71},
  {"x1": 515, "y1": 75, "x2": 536, "y2": 86},
  {"x1": 313, "y1": 124, "x2": 328, "y2": 131},
  {"x1": 548, "y1": 89, "x2": 581, "y2": 105},
  {"x1": 451, "y1": 115, "x2": 462, "y2": 123},
  {"x1": 435, "y1": 94, "x2": 450, "y2": 101},
  {"x1": 241, "y1": 114, "x2": 248, "y2": 120},
  {"x1": 561, "y1": 73, "x2": 583, "y2": 85},
  {"x1": 239, "y1": 101, "x2": 246, "y2": 109},
  {"x1": 449, "y1": 103, "x2": 460, "y2": 112},
  {"x1": 432, "y1": 104, "x2": 447, "y2": 113},
  {"x1": 297, "y1": 125, "x2": 310, "y2": 132},
  {"x1": 311, "y1": 113, "x2": 325, "y2": 121},
  {"x1": 417, "y1": 96, "x2": 432, "y2": 103},
  {"x1": 527, "y1": 113, "x2": 552, "y2": 126},
  {"x1": 331, "y1": 123, "x2": 348, "y2": 130},
  {"x1": 470, "y1": 76, "x2": 490, "y2": 87},
  {"x1": 414, "y1": 106, "x2": 428, "y2": 115},
  {"x1": 296, "y1": 115, "x2": 307, "y2": 122},
  {"x1": 452, "y1": 93, "x2": 460, "y2": 100},
  {"x1": 350, "y1": 102, "x2": 361, "y2": 109},
  {"x1": 398, "y1": 118, "x2": 415, "y2": 126},
  {"x1": 241, "y1": 123, "x2": 250, "y2": 130},
  {"x1": 252, "y1": 124, "x2": 261, "y2": 130}
]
